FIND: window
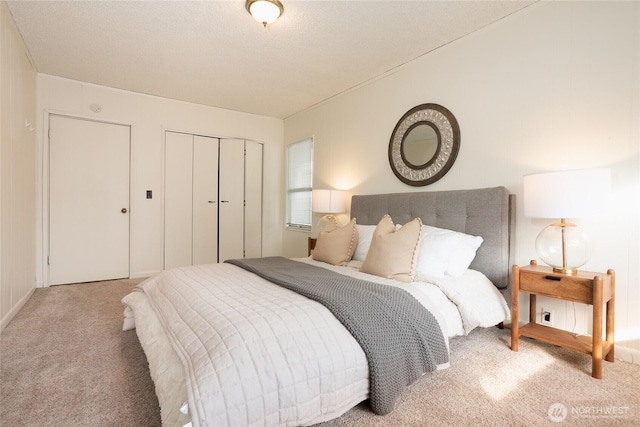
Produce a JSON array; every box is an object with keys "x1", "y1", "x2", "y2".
[{"x1": 286, "y1": 138, "x2": 313, "y2": 230}]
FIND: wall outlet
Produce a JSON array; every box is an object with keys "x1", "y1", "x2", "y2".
[{"x1": 541, "y1": 309, "x2": 553, "y2": 326}]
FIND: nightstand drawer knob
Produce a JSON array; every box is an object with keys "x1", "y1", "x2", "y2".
[{"x1": 545, "y1": 275, "x2": 561, "y2": 281}]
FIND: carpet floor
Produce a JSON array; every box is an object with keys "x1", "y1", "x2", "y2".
[{"x1": 1, "y1": 278, "x2": 638, "y2": 426}]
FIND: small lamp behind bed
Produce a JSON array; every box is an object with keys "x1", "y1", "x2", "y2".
[
  {"x1": 523, "y1": 168, "x2": 611, "y2": 275},
  {"x1": 309, "y1": 189, "x2": 346, "y2": 255},
  {"x1": 312, "y1": 189, "x2": 346, "y2": 226}
]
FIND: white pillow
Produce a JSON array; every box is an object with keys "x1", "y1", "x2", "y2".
[
  {"x1": 352, "y1": 224, "x2": 377, "y2": 261},
  {"x1": 416, "y1": 225, "x2": 483, "y2": 278}
]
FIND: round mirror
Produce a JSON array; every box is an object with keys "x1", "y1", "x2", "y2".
[
  {"x1": 388, "y1": 103, "x2": 460, "y2": 186},
  {"x1": 402, "y1": 123, "x2": 439, "y2": 168}
]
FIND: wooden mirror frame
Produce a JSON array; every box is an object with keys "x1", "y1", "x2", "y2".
[{"x1": 388, "y1": 103, "x2": 460, "y2": 186}]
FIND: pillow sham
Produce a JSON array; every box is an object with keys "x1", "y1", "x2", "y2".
[
  {"x1": 360, "y1": 215, "x2": 422, "y2": 282},
  {"x1": 416, "y1": 225, "x2": 483, "y2": 277},
  {"x1": 352, "y1": 224, "x2": 377, "y2": 261},
  {"x1": 312, "y1": 217, "x2": 358, "y2": 266}
]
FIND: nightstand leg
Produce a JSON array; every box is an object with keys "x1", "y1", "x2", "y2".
[
  {"x1": 605, "y1": 269, "x2": 615, "y2": 362},
  {"x1": 511, "y1": 265, "x2": 520, "y2": 352},
  {"x1": 529, "y1": 295, "x2": 537, "y2": 324},
  {"x1": 592, "y1": 278, "x2": 603, "y2": 379}
]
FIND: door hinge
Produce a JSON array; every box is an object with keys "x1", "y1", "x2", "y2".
[
  {"x1": 48, "y1": 128, "x2": 51, "y2": 139},
  {"x1": 47, "y1": 256, "x2": 50, "y2": 265}
]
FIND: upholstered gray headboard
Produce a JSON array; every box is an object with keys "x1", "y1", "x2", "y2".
[{"x1": 351, "y1": 186, "x2": 515, "y2": 293}]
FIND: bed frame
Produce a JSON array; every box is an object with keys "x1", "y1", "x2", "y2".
[{"x1": 351, "y1": 186, "x2": 515, "y2": 303}]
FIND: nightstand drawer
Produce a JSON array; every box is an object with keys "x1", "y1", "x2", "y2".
[{"x1": 519, "y1": 270, "x2": 594, "y2": 304}]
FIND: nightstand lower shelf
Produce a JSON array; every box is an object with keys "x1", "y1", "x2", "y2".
[{"x1": 519, "y1": 323, "x2": 613, "y2": 357}]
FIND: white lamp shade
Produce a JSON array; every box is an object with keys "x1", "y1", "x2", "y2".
[
  {"x1": 312, "y1": 189, "x2": 345, "y2": 214},
  {"x1": 523, "y1": 168, "x2": 611, "y2": 219}
]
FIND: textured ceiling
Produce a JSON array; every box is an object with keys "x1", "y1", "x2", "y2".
[{"x1": 7, "y1": 0, "x2": 535, "y2": 119}]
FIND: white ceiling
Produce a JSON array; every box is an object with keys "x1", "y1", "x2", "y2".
[{"x1": 7, "y1": 0, "x2": 536, "y2": 119}]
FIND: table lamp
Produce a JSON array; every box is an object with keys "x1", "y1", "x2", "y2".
[
  {"x1": 312, "y1": 189, "x2": 345, "y2": 228},
  {"x1": 523, "y1": 168, "x2": 611, "y2": 275}
]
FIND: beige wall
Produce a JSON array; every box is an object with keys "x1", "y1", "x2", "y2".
[
  {"x1": 284, "y1": 2, "x2": 639, "y2": 361},
  {"x1": 36, "y1": 75, "x2": 284, "y2": 283},
  {"x1": 1, "y1": 1, "x2": 37, "y2": 331}
]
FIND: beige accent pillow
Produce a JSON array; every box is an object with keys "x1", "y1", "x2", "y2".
[
  {"x1": 312, "y1": 217, "x2": 358, "y2": 266},
  {"x1": 360, "y1": 215, "x2": 422, "y2": 282}
]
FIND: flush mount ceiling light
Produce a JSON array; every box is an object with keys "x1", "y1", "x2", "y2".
[{"x1": 246, "y1": 0, "x2": 284, "y2": 27}]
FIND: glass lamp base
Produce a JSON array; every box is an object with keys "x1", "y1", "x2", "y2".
[
  {"x1": 535, "y1": 222, "x2": 592, "y2": 275},
  {"x1": 317, "y1": 214, "x2": 338, "y2": 231}
]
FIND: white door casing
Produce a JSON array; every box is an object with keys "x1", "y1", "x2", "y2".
[{"x1": 48, "y1": 115, "x2": 130, "y2": 285}]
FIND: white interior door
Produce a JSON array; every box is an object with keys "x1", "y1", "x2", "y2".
[
  {"x1": 218, "y1": 139, "x2": 245, "y2": 262},
  {"x1": 164, "y1": 132, "x2": 194, "y2": 269},
  {"x1": 48, "y1": 115, "x2": 130, "y2": 285},
  {"x1": 193, "y1": 135, "x2": 219, "y2": 264}
]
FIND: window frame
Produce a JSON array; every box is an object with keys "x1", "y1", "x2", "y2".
[{"x1": 285, "y1": 138, "x2": 313, "y2": 231}]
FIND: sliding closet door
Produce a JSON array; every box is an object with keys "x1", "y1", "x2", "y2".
[
  {"x1": 164, "y1": 133, "x2": 262, "y2": 267},
  {"x1": 165, "y1": 133, "x2": 220, "y2": 268},
  {"x1": 244, "y1": 141, "x2": 263, "y2": 259},
  {"x1": 192, "y1": 136, "x2": 219, "y2": 265},
  {"x1": 218, "y1": 139, "x2": 245, "y2": 262},
  {"x1": 164, "y1": 132, "x2": 193, "y2": 269}
]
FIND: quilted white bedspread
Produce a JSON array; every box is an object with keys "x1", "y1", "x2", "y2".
[
  {"x1": 130, "y1": 262, "x2": 371, "y2": 427},
  {"x1": 122, "y1": 259, "x2": 509, "y2": 427}
]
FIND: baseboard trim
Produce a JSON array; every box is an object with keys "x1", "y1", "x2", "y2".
[
  {"x1": 1, "y1": 286, "x2": 36, "y2": 332},
  {"x1": 615, "y1": 344, "x2": 640, "y2": 366}
]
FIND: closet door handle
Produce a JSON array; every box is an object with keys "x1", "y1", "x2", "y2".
[
  {"x1": 220, "y1": 200, "x2": 230, "y2": 203},
  {"x1": 207, "y1": 201, "x2": 216, "y2": 203}
]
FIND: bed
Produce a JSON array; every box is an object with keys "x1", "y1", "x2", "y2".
[{"x1": 122, "y1": 186, "x2": 515, "y2": 427}]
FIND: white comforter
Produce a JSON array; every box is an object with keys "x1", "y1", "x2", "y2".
[{"x1": 122, "y1": 259, "x2": 509, "y2": 427}]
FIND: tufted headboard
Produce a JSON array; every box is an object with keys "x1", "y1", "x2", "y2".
[{"x1": 351, "y1": 186, "x2": 515, "y2": 296}]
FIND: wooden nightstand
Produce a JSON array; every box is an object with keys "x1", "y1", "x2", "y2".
[
  {"x1": 511, "y1": 260, "x2": 615, "y2": 379},
  {"x1": 308, "y1": 237, "x2": 317, "y2": 256}
]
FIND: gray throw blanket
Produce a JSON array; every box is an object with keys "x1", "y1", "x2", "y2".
[{"x1": 225, "y1": 257, "x2": 449, "y2": 415}]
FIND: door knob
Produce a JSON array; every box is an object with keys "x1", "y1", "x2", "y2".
[{"x1": 121, "y1": 208, "x2": 128, "y2": 213}]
